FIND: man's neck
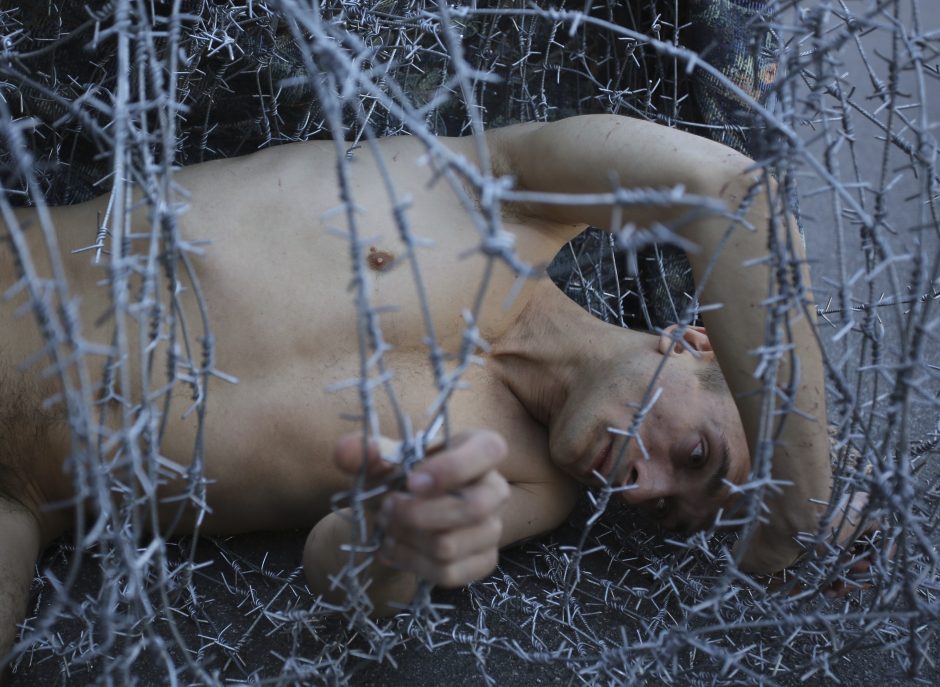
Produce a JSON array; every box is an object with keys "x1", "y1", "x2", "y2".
[{"x1": 488, "y1": 280, "x2": 635, "y2": 427}]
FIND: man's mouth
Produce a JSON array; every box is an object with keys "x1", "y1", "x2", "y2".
[{"x1": 587, "y1": 439, "x2": 614, "y2": 481}]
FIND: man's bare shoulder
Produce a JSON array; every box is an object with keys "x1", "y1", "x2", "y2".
[
  {"x1": 493, "y1": 409, "x2": 579, "y2": 548},
  {"x1": 447, "y1": 367, "x2": 579, "y2": 548},
  {"x1": 499, "y1": 479, "x2": 579, "y2": 549}
]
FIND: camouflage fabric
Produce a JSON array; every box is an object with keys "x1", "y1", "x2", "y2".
[
  {"x1": 625, "y1": 0, "x2": 779, "y2": 329},
  {"x1": 688, "y1": 0, "x2": 779, "y2": 155},
  {"x1": 555, "y1": 0, "x2": 780, "y2": 330},
  {"x1": 2, "y1": 0, "x2": 632, "y2": 204}
]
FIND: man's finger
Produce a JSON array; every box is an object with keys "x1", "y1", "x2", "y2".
[
  {"x1": 333, "y1": 433, "x2": 397, "y2": 477},
  {"x1": 382, "y1": 470, "x2": 510, "y2": 533},
  {"x1": 406, "y1": 430, "x2": 507, "y2": 496},
  {"x1": 381, "y1": 536, "x2": 500, "y2": 588},
  {"x1": 385, "y1": 515, "x2": 502, "y2": 565}
]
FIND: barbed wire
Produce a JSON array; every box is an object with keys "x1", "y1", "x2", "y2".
[{"x1": 0, "y1": 1, "x2": 938, "y2": 685}]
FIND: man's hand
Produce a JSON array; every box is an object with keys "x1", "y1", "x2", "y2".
[
  {"x1": 332, "y1": 429, "x2": 510, "y2": 589},
  {"x1": 761, "y1": 488, "x2": 889, "y2": 597},
  {"x1": 818, "y1": 488, "x2": 892, "y2": 596}
]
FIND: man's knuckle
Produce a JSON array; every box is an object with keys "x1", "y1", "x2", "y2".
[
  {"x1": 383, "y1": 537, "x2": 399, "y2": 559},
  {"x1": 484, "y1": 549, "x2": 499, "y2": 576},
  {"x1": 494, "y1": 476, "x2": 511, "y2": 503},
  {"x1": 479, "y1": 430, "x2": 507, "y2": 462},
  {"x1": 479, "y1": 476, "x2": 509, "y2": 511},
  {"x1": 437, "y1": 564, "x2": 461, "y2": 588},
  {"x1": 462, "y1": 495, "x2": 487, "y2": 521},
  {"x1": 394, "y1": 503, "x2": 422, "y2": 530},
  {"x1": 487, "y1": 515, "x2": 503, "y2": 542},
  {"x1": 433, "y1": 535, "x2": 457, "y2": 563},
  {"x1": 455, "y1": 430, "x2": 505, "y2": 464}
]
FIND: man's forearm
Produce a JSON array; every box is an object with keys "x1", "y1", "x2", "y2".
[
  {"x1": 693, "y1": 169, "x2": 831, "y2": 572},
  {"x1": 304, "y1": 510, "x2": 418, "y2": 615},
  {"x1": 488, "y1": 115, "x2": 749, "y2": 229},
  {"x1": 312, "y1": 432, "x2": 509, "y2": 613},
  {"x1": 0, "y1": 499, "x2": 43, "y2": 677}
]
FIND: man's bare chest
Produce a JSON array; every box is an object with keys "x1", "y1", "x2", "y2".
[{"x1": 153, "y1": 345, "x2": 555, "y2": 534}]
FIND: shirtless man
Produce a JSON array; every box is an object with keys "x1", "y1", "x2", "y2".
[{"x1": 0, "y1": 115, "x2": 838, "y2": 663}]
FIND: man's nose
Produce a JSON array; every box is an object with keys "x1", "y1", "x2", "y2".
[{"x1": 620, "y1": 457, "x2": 673, "y2": 504}]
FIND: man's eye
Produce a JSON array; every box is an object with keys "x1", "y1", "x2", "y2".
[{"x1": 689, "y1": 438, "x2": 707, "y2": 469}]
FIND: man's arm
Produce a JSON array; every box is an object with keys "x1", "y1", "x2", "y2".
[
  {"x1": 488, "y1": 115, "x2": 831, "y2": 572},
  {"x1": 304, "y1": 431, "x2": 512, "y2": 613},
  {"x1": 304, "y1": 430, "x2": 577, "y2": 612},
  {"x1": 0, "y1": 498, "x2": 42, "y2": 681}
]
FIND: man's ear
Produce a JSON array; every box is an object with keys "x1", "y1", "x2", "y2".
[{"x1": 657, "y1": 324, "x2": 714, "y2": 356}]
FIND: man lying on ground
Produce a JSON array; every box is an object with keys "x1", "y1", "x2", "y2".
[{"x1": 0, "y1": 115, "x2": 858, "y2": 662}]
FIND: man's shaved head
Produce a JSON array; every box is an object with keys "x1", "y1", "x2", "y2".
[{"x1": 695, "y1": 358, "x2": 728, "y2": 395}]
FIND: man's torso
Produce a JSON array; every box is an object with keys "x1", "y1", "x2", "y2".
[{"x1": 0, "y1": 134, "x2": 580, "y2": 536}]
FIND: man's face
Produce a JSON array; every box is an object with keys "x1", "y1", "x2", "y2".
[{"x1": 548, "y1": 327, "x2": 751, "y2": 534}]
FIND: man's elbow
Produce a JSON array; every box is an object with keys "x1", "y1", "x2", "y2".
[
  {"x1": 303, "y1": 512, "x2": 420, "y2": 616},
  {"x1": 735, "y1": 529, "x2": 803, "y2": 575},
  {"x1": 704, "y1": 152, "x2": 773, "y2": 204}
]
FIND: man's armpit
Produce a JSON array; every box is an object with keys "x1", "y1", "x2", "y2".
[
  {"x1": 443, "y1": 131, "x2": 538, "y2": 222},
  {"x1": 456, "y1": 169, "x2": 536, "y2": 223},
  {"x1": 499, "y1": 480, "x2": 579, "y2": 549}
]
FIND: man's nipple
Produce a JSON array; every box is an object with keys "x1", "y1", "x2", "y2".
[{"x1": 367, "y1": 246, "x2": 395, "y2": 272}]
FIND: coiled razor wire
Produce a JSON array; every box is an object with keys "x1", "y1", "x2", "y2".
[{"x1": 0, "y1": 1, "x2": 938, "y2": 685}]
